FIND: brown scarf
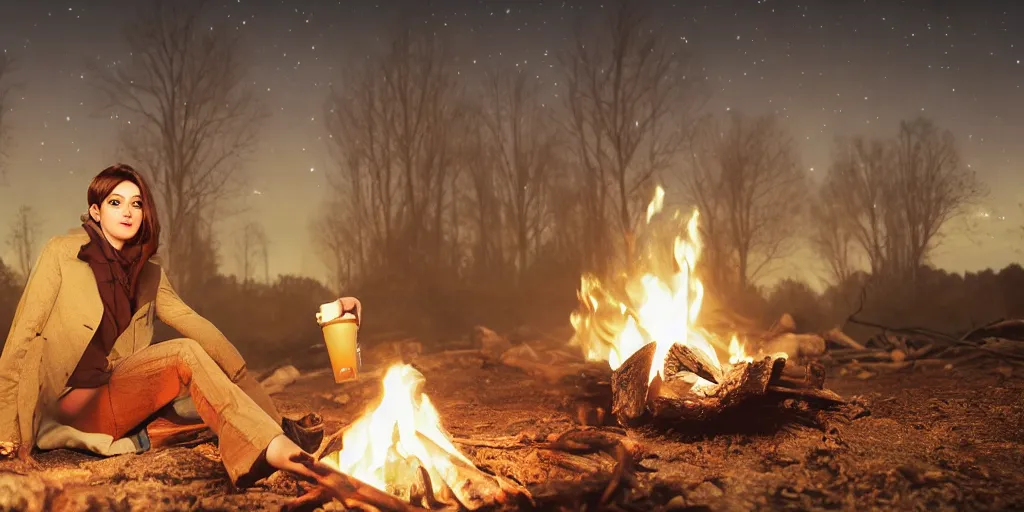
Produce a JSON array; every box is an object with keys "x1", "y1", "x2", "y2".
[{"x1": 66, "y1": 221, "x2": 146, "y2": 388}]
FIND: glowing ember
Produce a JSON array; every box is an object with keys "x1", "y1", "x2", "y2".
[
  {"x1": 321, "y1": 364, "x2": 478, "y2": 503},
  {"x1": 570, "y1": 186, "x2": 756, "y2": 388}
]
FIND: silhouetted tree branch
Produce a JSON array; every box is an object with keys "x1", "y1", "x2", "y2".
[
  {"x1": 0, "y1": 54, "x2": 14, "y2": 177},
  {"x1": 683, "y1": 112, "x2": 807, "y2": 291},
  {"x1": 561, "y1": 0, "x2": 703, "y2": 271},
  {"x1": 6, "y1": 205, "x2": 40, "y2": 285},
  {"x1": 90, "y1": 0, "x2": 264, "y2": 295},
  {"x1": 820, "y1": 117, "x2": 984, "y2": 283},
  {"x1": 481, "y1": 68, "x2": 559, "y2": 282},
  {"x1": 234, "y1": 220, "x2": 268, "y2": 288},
  {"x1": 323, "y1": 23, "x2": 463, "y2": 283}
]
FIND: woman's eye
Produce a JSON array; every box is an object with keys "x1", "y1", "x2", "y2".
[
  {"x1": 108, "y1": 199, "x2": 120, "y2": 206},
  {"x1": 132, "y1": 201, "x2": 143, "y2": 209}
]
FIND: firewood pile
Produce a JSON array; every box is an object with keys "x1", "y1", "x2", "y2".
[
  {"x1": 609, "y1": 342, "x2": 843, "y2": 427},
  {"x1": 448, "y1": 324, "x2": 847, "y2": 432},
  {"x1": 822, "y1": 317, "x2": 1024, "y2": 378}
]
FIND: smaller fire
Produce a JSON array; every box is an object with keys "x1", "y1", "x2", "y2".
[
  {"x1": 728, "y1": 335, "x2": 754, "y2": 365},
  {"x1": 322, "y1": 364, "x2": 514, "y2": 510}
]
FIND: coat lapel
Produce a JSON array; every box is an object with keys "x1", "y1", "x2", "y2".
[{"x1": 64, "y1": 258, "x2": 103, "y2": 333}]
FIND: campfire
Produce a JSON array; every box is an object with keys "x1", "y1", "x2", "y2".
[
  {"x1": 570, "y1": 187, "x2": 841, "y2": 425},
  {"x1": 318, "y1": 364, "x2": 525, "y2": 510}
]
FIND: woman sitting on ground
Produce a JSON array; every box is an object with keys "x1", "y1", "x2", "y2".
[{"x1": 0, "y1": 164, "x2": 348, "y2": 487}]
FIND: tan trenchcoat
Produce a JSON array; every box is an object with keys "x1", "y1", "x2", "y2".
[{"x1": 0, "y1": 228, "x2": 249, "y2": 458}]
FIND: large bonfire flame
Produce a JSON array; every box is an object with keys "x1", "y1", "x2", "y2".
[
  {"x1": 570, "y1": 186, "x2": 755, "y2": 390},
  {"x1": 322, "y1": 364, "x2": 513, "y2": 510}
]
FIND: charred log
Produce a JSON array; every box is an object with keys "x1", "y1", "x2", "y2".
[
  {"x1": 610, "y1": 343, "x2": 656, "y2": 426},
  {"x1": 770, "y1": 360, "x2": 826, "y2": 390},
  {"x1": 648, "y1": 357, "x2": 780, "y2": 421},
  {"x1": 663, "y1": 344, "x2": 724, "y2": 384}
]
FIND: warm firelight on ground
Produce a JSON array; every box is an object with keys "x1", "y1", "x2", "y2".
[
  {"x1": 320, "y1": 364, "x2": 478, "y2": 501},
  {"x1": 570, "y1": 186, "x2": 758, "y2": 388}
]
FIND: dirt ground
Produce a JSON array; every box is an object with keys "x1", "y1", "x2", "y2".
[{"x1": 2, "y1": 344, "x2": 1022, "y2": 511}]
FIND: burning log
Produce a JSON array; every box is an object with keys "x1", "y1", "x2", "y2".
[
  {"x1": 647, "y1": 356, "x2": 783, "y2": 421},
  {"x1": 568, "y1": 188, "x2": 844, "y2": 431},
  {"x1": 284, "y1": 454, "x2": 430, "y2": 512},
  {"x1": 663, "y1": 343, "x2": 723, "y2": 384},
  {"x1": 610, "y1": 343, "x2": 656, "y2": 426}
]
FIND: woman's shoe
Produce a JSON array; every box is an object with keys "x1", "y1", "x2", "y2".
[{"x1": 281, "y1": 412, "x2": 324, "y2": 453}]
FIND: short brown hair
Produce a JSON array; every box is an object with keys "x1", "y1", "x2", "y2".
[{"x1": 86, "y1": 163, "x2": 161, "y2": 261}]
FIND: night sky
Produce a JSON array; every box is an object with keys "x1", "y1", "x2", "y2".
[{"x1": 0, "y1": 0, "x2": 1021, "y2": 285}]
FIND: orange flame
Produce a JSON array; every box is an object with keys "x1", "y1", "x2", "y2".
[
  {"x1": 321, "y1": 364, "x2": 476, "y2": 501},
  {"x1": 571, "y1": 186, "x2": 745, "y2": 387}
]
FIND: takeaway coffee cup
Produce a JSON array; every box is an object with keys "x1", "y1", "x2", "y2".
[{"x1": 317, "y1": 299, "x2": 361, "y2": 383}]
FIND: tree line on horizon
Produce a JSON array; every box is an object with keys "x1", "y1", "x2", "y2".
[{"x1": 0, "y1": 1, "x2": 1016, "y2": 364}]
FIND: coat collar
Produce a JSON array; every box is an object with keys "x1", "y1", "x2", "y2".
[{"x1": 61, "y1": 228, "x2": 161, "y2": 326}]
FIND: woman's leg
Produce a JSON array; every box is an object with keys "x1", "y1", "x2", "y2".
[{"x1": 60, "y1": 338, "x2": 302, "y2": 486}]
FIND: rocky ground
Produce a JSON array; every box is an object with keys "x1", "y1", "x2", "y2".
[{"x1": 1, "y1": 342, "x2": 1022, "y2": 511}]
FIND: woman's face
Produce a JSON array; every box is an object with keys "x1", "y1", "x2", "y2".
[{"x1": 89, "y1": 180, "x2": 144, "y2": 250}]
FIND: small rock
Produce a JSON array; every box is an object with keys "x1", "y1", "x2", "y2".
[
  {"x1": 690, "y1": 481, "x2": 724, "y2": 501},
  {"x1": 666, "y1": 495, "x2": 687, "y2": 510},
  {"x1": 856, "y1": 370, "x2": 874, "y2": 380},
  {"x1": 259, "y1": 365, "x2": 301, "y2": 395},
  {"x1": 778, "y1": 487, "x2": 800, "y2": 499},
  {"x1": 472, "y1": 326, "x2": 512, "y2": 357},
  {"x1": 890, "y1": 349, "x2": 907, "y2": 363}
]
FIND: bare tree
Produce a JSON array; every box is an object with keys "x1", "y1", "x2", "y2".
[
  {"x1": 821, "y1": 117, "x2": 983, "y2": 282},
  {"x1": 820, "y1": 137, "x2": 890, "y2": 276},
  {"x1": 456, "y1": 115, "x2": 507, "y2": 280},
  {"x1": 682, "y1": 112, "x2": 807, "y2": 290},
  {"x1": 809, "y1": 193, "x2": 855, "y2": 285},
  {"x1": 481, "y1": 69, "x2": 558, "y2": 281},
  {"x1": 310, "y1": 199, "x2": 360, "y2": 294},
  {"x1": 7, "y1": 205, "x2": 40, "y2": 284},
  {"x1": 233, "y1": 220, "x2": 268, "y2": 287},
  {"x1": 0, "y1": 53, "x2": 14, "y2": 177},
  {"x1": 561, "y1": 0, "x2": 702, "y2": 270},
  {"x1": 323, "y1": 25, "x2": 462, "y2": 284},
  {"x1": 91, "y1": 0, "x2": 263, "y2": 295},
  {"x1": 889, "y1": 118, "x2": 982, "y2": 280}
]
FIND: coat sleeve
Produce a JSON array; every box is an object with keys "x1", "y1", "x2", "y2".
[
  {"x1": 0, "y1": 237, "x2": 63, "y2": 446},
  {"x1": 154, "y1": 268, "x2": 248, "y2": 382}
]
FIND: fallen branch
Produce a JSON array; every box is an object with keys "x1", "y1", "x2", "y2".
[
  {"x1": 824, "y1": 328, "x2": 866, "y2": 351},
  {"x1": 288, "y1": 453, "x2": 429, "y2": 512},
  {"x1": 961, "y1": 319, "x2": 1024, "y2": 342},
  {"x1": 765, "y1": 386, "x2": 845, "y2": 405}
]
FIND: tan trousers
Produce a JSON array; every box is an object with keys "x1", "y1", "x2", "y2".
[{"x1": 60, "y1": 338, "x2": 284, "y2": 486}]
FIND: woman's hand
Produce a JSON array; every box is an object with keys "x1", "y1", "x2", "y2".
[{"x1": 338, "y1": 297, "x2": 362, "y2": 326}]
